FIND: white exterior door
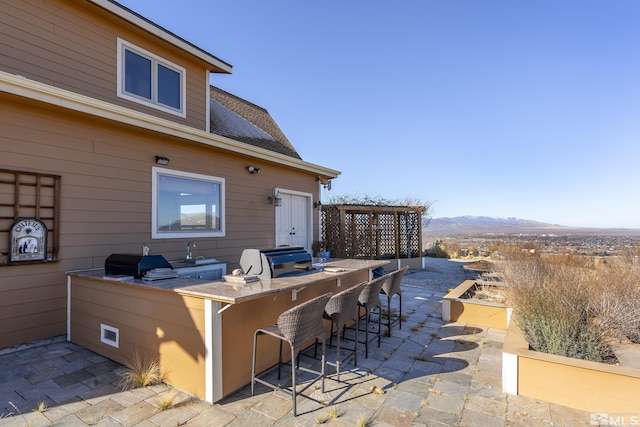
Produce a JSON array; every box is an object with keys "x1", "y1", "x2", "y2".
[{"x1": 275, "y1": 190, "x2": 311, "y2": 250}]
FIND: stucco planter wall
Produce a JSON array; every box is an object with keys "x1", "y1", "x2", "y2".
[
  {"x1": 442, "y1": 280, "x2": 511, "y2": 329},
  {"x1": 502, "y1": 321, "x2": 640, "y2": 414},
  {"x1": 375, "y1": 257, "x2": 428, "y2": 273}
]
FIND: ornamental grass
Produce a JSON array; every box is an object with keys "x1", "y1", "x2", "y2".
[{"x1": 494, "y1": 247, "x2": 640, "y2": 363}]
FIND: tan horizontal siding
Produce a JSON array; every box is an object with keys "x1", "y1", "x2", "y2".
[
  {"x1": 0, "y1": 0, "x2": 208, "y2": 130},
  {"x1": 0, "y1": 280, "x2": 65, "y2": 304},
  {"x1": 0, "y1": 1, "x2": 114, "y2": 96},
  {"x1": 70, "y1": 277, "x2": 207, "y2": 397},
  {"x1": 0, "y1": 300, "x2": 66, "y2": 330},
  {"x1": 1, "y1": 320, "x2": 65, "y2": 348},
  {"x1": 0, "y1": 275, "x2": 66, "y2": 345},
  {"x1": 0, "y1": 90, "x2": 320, "y2": 348}
]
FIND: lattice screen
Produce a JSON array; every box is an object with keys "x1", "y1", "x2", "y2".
[
  {"x1": 319, "y1": 205, "x2": 424, "y2": 260},
  {"x1": 0, "y1": 169, "x2": 61, "y2": 265}
]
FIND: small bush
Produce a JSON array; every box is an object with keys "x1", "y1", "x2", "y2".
[
  {"x1": 325, "y1": 406, "x2": 339, "y2": 418},
  {"x1": 423, "y1": 240, "x2": 450, "y2": 258},
  {"x1": 157, "y1": 390, "x2": 177, "y2": 411},
  {"x1": 119, "y1": 350, "x2": 163, "y2": 390},
  {"x1": 34, "y1": 401, "x2": 47, "y2": 413}
]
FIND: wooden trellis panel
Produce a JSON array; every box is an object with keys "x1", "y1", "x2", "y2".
[
  {"x1": 320, "y1": 204, "x2": 424, "y2": 260},
  {"x1": 0, "y1": 169, "x2": 61, "y2": 264}
]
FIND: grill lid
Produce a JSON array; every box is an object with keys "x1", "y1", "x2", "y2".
[
  {"x1": 239, "y1": 246, "x2": 312, "y2": 280},
  {"x1": 105, "y1": 253, "x2": 172, "y2": 279}
]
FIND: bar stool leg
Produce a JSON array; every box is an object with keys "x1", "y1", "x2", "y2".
[
  {"x1": 354, "y1": 314, "x2": 359, "y2": 367},
  {"x1": 278, "y1": 340, "x2": 283, "y2": 380},
  {"x1": 251, "y1": 331, "x2": 258, "y2": 396},
  {"x1": 335, "y1": 327, "x2": 341, "y2": 380},
  {"x1": 399, "y1": 294, "x2": 402, "y2": 329},
  {"x1": 364, "y1": 309, "x2": 370, "y2": 358},
  {"x1": 321, "y1": 338, "x2": 326, "y2": 392},
  {"x1": 387, "y1": 296, "x2": 392, "y2": 336},
  {"x1": 377, "y1": 306, "x2": 382, "y2": 347}
]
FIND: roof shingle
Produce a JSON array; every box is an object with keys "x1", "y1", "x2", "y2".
[{"x1": 209, "y1": 87, "x2": 301, "y2": 159}]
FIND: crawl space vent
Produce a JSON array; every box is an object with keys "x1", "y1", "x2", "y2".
[{"x1": 100, "y1": 324, "x2": 119, "y2": 348}]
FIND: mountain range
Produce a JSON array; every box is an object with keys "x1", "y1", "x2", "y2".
[{"x1": 424, "y1": 216, "x2": 640, "y2": 236}]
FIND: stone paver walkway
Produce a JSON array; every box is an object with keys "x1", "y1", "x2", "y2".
[{"x1": 1, "y1": 266, "x2": 594, "y2": 426}]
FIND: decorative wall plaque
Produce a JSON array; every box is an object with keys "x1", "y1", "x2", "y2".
[{"x1": 9, "y1": 218, "x2": 47, "y2": 262}]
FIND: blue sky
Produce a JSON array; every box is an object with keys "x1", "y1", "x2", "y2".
[{"x1": 120, "y1": 1, "x2": 640, "y2": 228}]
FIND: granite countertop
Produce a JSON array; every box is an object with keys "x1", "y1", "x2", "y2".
[{"x1": 68, "y1": 259, "x2": 389, "y2": 304}]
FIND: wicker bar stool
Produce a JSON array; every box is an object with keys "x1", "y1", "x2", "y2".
[
  {"x1": 322, "y1": 282, "x2": 366, "y2": 380},
  {"x1": 251, "y1": 292, "x2": 332, "y2": 416},
  {"x1": 357, "y1": 274, "x2": 390, "y2": 358},
  {"x1": 381, "y1": 266, "x2": 408, "y2": 336}
]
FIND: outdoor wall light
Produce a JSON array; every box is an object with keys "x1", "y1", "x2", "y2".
[
  {"x1": 316, "y1": 176, "x2": 332, "y2": 191},
  {"x1": 247, "y1": 166, "x2": 260, "y2": 174},
  {"x1": 314, "y1": 200, "x2": 322, "y2": 209},
  {"x1": 155, "y1": 156, "x2": 170, "y2": 165},
  {"x1": 268, "y1": 190, "x2": 283, "y2": 206}
]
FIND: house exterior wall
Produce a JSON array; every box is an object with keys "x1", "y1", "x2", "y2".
[
  {"x1": 0, "y1": 0, "x2": 211, "y2": 130},
  {"x1": 0, "y1": 0, "x2": 337, "y2": 351},
  {"x1": 0, "y1": 95, "x2": 321, "y2": 349}
]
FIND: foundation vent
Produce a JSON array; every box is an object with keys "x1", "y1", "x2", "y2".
[{"x1": 100, "y1": 324, "x2": 119, "y2": 348}]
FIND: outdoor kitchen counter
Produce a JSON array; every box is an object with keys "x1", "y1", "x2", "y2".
[
  {"x1": 67, "y1": 258, "x2": 389, "y2": 304},
  {"x1": 66, "y1": 258, "x2": 389, "y2": 404}
]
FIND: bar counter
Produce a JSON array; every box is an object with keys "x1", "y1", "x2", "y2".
[
  {"x1": 69, "y1": 258, "x2": 387, "y2": 304},
  {"x1": 67, "y1": 259, "x2": 388, "y2": 403}
]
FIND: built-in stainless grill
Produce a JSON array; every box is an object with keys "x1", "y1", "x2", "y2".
[
  {"x1": 239, "y1": 246, "x2": 312, "y2": 280},
  {"x1": 105, "y1": 254, "x2": 172, "y2": 279}
]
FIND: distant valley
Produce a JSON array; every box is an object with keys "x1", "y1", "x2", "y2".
[{"x1": 424, "y1": 216, "x2": 640, "y2": 237}]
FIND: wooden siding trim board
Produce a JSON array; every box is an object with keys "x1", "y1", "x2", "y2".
[{"x1": 0, "y1": 72, "x2": 340, "y2": 179}]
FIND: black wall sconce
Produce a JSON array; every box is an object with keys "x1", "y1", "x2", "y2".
[
  {"x1": 314, "y1": 200, "x2": 322, "y2": 209},
  {"x1": 316, "y1": 176, "x2": 332, "y2": 191},
  {"x1": 155, "y1": 156, "x2": 170, "y2": 165},
  {"x1": 247, "y1": 166, "x2": 260, "y2": 174},
  {"x1": 268, "y1": 190, "x2": 283, "y2": 206}
]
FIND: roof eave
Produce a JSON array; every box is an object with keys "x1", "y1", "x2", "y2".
[
  {"x1": 0, "y1": 71, "x2": 340, "y2": 179},
  {"x1": 87, "y1": 0, "x2": 232, "y2": 74}
]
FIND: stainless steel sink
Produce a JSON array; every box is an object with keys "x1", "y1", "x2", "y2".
[
  {"x1": 170, "y1": 258, "x2": 219, "y2": 268},
  {"x1": 189, "y1": 258, "x2": 219, "y2": 265},
  {"x1": 170, "y1": 259, "x2": 226, "y2": 281}
]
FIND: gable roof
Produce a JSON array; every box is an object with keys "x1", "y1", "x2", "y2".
[{"x1": 210, "y1": 87, "x2": 301, "y2": 159}]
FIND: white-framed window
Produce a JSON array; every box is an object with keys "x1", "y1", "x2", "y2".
[
  {"x1": 117, "y1": 38, "x2": 186, "y2": 117},
  {"x1": 152, "y1": 167, "x2": 225, "y2": 238}
]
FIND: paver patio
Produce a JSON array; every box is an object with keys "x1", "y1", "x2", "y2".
[{"x1": 0, "y1": 267, "x2": 593, "y2": 426}]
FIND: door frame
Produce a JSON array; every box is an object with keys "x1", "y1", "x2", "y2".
[{"x1": 275, "y1": 187, "x2": 313, "y2": 251}]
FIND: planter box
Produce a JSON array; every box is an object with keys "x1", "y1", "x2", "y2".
[
  {"x1": 442, "y1": 280, "x2": 511, "y2": 329},
  {"x1": 502, "y1": 322, "x2": 640, "y2": 414}
]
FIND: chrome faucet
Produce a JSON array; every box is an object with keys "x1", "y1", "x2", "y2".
[{"x1": 186, "y1": 242, "x2": 196, "y2": 260}]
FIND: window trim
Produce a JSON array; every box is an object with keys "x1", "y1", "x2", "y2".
[
  {"x1": 152, "y1": 167, "x2": 225, "y2": 239},
  {"x1": 117, "y1": 38, "x2": 186, "y2": 117}
]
